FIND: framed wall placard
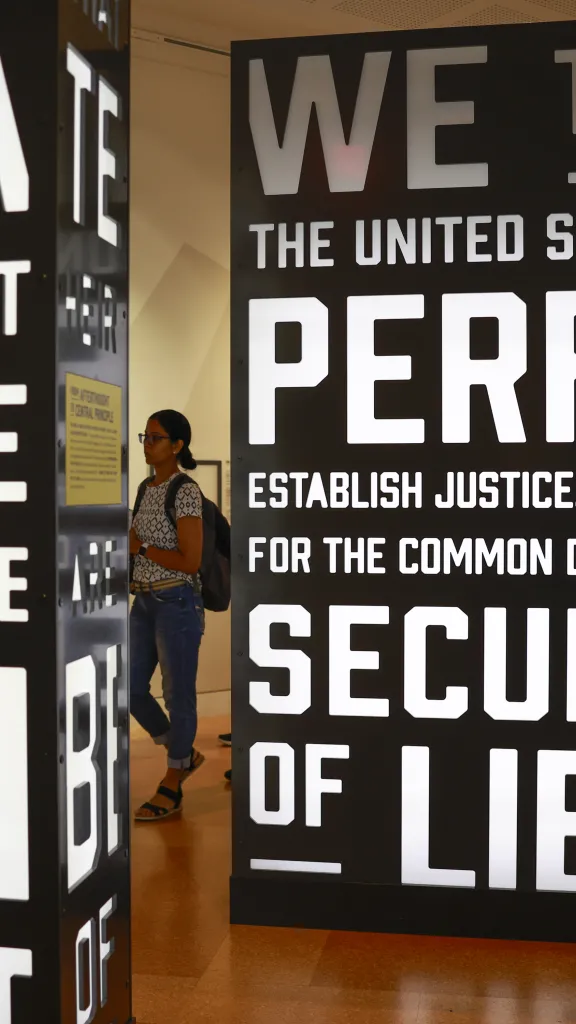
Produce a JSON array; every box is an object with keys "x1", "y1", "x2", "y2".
[{"x1": 231, "y1": 20, "x2": 576, "y2": 940}]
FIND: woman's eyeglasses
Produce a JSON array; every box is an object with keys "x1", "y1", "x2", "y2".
[{"x1": 138, "y1": 433, "x2": 170, "y2": 446}]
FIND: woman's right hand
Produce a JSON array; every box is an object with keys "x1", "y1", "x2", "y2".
[{"x1": 129, "y1": 528, "x2": 141, "y2": 556}]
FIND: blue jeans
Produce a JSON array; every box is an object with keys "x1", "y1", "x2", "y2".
[{"x1": 130, "y1": 585, "x2": 204, "y2": 769}]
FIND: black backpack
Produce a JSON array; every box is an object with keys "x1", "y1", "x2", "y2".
[{"x1": 131, "y1": 474, "x2": 231, "y2": 612}]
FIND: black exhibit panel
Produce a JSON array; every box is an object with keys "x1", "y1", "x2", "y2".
[
  {"x1": 0, "y1": 2, "x2": 131, "y2": 1022},
  {"x1": 230, "y1": 21, "x2": 576, "y2": 940}
]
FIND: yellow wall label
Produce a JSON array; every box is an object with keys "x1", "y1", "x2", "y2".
[{"x1": 65, "y1": 373, "x2": 122, "y2": 506}]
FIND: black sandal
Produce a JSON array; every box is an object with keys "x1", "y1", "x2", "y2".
[{"x1": 135, "y1": 783, "x2": 183, "y2": 822}]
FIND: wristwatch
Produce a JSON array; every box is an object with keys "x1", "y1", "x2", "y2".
[{"x1": 138, "y1": 542, "x2": 150, "y2": 557}]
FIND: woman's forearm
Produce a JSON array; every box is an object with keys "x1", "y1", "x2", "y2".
[{"x1": 144, "y1": 546, "x2": 200, "y2": 575}]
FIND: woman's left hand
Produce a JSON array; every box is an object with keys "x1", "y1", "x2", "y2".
[{"x1": 129, "y1": 528, "x2": 141, "y2": 556}]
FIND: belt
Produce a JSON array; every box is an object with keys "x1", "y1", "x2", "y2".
[{"x1": 131, "y1": 578, "x2": 189, "y2": 594}]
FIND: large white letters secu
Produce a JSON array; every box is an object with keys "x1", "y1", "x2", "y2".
[{"x1": 249, "y1": 604, "x2": 311, "y2": 715}]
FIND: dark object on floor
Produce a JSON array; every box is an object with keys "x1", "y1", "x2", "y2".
[
  {"x1": 224, "y1": 769, "x2": 232, "y2": 783},
  {"x1": 219, "y1": 733, "x2": 232, "y2": 746}
]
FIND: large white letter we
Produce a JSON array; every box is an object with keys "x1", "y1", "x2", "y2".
[{"x1": 249, "y1": 52, "x2": 390, "y2": 195}]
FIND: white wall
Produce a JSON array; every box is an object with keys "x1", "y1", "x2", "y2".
[{"x1": 130, "y1": 38, "x2": 231, "y2": 694}]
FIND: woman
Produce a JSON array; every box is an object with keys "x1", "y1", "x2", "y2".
[{"x1": 130, "y1": 410, "x2": 204, "y2": 821}]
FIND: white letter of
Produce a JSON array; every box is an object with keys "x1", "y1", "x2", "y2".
[
  {"x1": 407, "y1": 47, "x2": 488, "y2": 190},
  {"x1": 329, "y1": 605, "x2": 390, "y2": 717},
  {"x1": 404, "y1": 607, "x2": 468, "y2": 719},
  {"x1": 249, "y1": 604, "x2": 311, "y2": 715},
  {"x1": 442, "y1": 292, "x2": 526, "y2": 443},
  {"x1": 305, "y1": 744, "x2": 349, "y2": 826},
  {"x1": 249, "y1": 297, "x2": 328, "y2": 445},
  {"x1": 249, "y1": 52, "x2": 391, "y2": 195},
  {"x1": 75, "y1": 919, "x2": 97, "y2": 1024},
  {"x1": 347, "y1": 294, "x2": 425, "y2": 444},
  {"x1": 99, "y1": 896, "x2": 116, "y2": 1007},
  {"x1": 250, "y1": 742, "x2": 295, "y2": 825}
]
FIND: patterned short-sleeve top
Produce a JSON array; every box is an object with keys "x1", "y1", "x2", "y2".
[{"x1": 132, "y1": 474, "x2": 202, "y2": 590}]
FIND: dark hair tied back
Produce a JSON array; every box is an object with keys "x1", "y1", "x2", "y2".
[
  {"x1": 178, "y1": 446, "x2": 197, "y2": 471},
  {"x1": 150, "y1": 409, "x2": 197, "y2": 471}
]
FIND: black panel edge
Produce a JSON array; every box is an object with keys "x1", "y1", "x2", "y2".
[{"x1": 230, "y1": 877, "x2": 576, "y2": 943}]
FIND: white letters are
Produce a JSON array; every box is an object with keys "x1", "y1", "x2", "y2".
[
  {"x1": 249, "y1": 297, "x2": 328, "y2": 445},
  {"x1": 347, "y1": 294, "x2": 425, "y2": 444},
  {"x1": 249, "y1": 52, "x2": 391, "y2": 194},
  {"x1": 442, "y1": 292, "x2": 527, "y2": 443},
  {"x1": 249, "y1": 604, "x2": 311, "y2": 715},
  {"x1": 407, "y1": 47, "x2": 488, "y2": 190}
]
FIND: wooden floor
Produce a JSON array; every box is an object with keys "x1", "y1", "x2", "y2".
[{"x1": 131, "y1": 715, "x2": 576, "y2": 1024}]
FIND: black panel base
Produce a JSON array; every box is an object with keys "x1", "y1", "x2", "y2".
[{"x1": 231, "y1": 877, "x2": 576, "y2": 943}]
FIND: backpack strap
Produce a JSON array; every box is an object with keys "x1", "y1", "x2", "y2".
[
  {"x1": 132, "y1": 478, "x2": 150, "y2": 519},
  {"x1": 164, "y1": 473, "x2": 195, "y2": 528}
]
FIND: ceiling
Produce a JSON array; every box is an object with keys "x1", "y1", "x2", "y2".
[{"x1": 133, "y1": 0, "x2": 575, "y2": 49}]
